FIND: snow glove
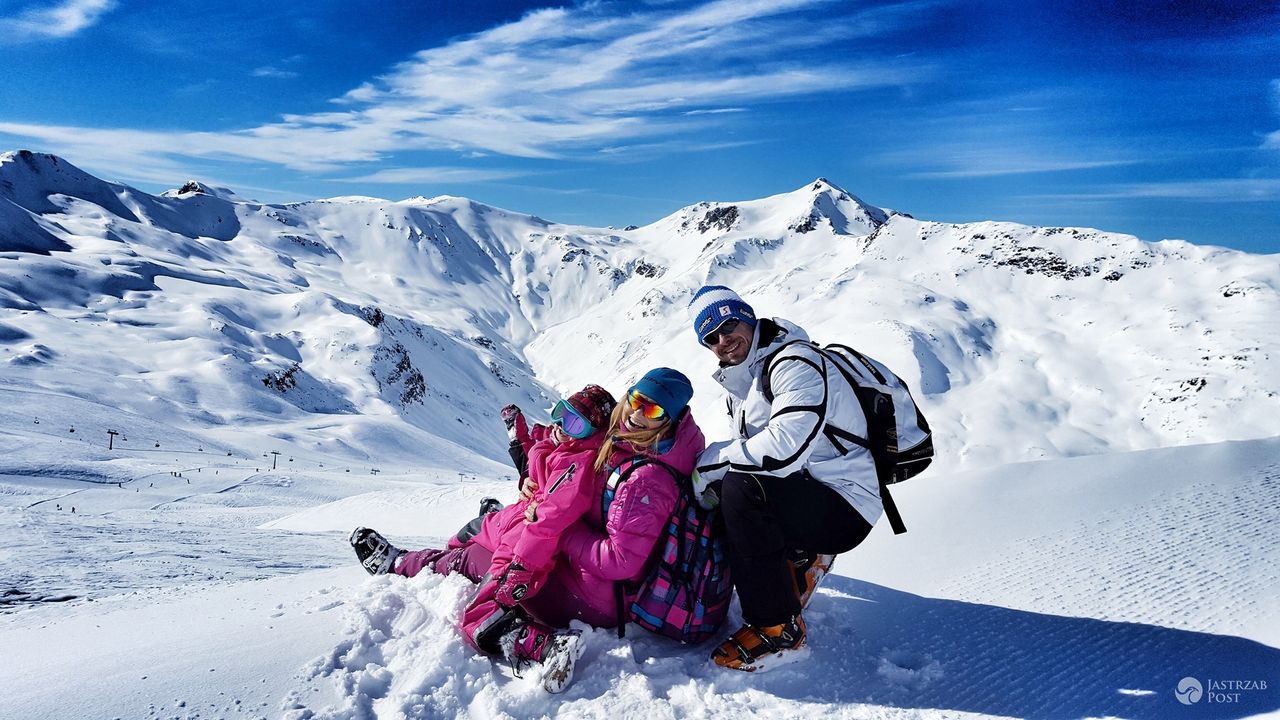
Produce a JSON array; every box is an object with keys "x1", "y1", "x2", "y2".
[
  {"x1": 501, "y1": 404, "x2": 530, "y2": 445},
  {"x1": 695, "y1": 439, "x2": 747, "y2": 509},
  {"x1": 495, "y1": 562, "x2": 541, "y2": 608},
  {"x1": 691, "y1": 469, "x2": 723, "y2": 510}
]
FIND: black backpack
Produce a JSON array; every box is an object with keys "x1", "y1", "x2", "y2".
[{"x1": 763, "y1": 340, "x2": 933, "y2": 534}]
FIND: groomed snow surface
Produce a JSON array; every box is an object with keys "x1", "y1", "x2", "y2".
[{"x1": 4, "y1": 428, "x2": 1278, "y2": 719}]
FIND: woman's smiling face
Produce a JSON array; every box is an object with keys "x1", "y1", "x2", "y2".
[{"x1": 620, "y1": 400, "x2": 666, "y2": 433}]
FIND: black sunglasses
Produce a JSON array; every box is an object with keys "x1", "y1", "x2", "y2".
[{"x1": 703, "y1": 318, "x2": 742, "y2": 346}]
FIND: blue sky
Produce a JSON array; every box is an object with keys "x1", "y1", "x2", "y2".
[{"x1": 1, "y1": 0, "x2": 1277, "y2": 252}]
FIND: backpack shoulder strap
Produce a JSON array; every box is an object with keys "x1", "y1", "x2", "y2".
[
  {"x1": 611, "y1": 454, "x2": 687, "y2": 638},
  {"x1": 825, "y1": 342, "x2": 888, "y2": 385},
  {"x1": 760, "y1": 339, "x2": 820, "y2": 402}
]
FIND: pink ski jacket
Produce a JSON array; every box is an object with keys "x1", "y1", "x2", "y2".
[
  {"x1": 466, "y1": 423, "x2": 607, "y2": 576},
  {"x1": 524, "y1": 412, "x2": 706, "y2": 628}
]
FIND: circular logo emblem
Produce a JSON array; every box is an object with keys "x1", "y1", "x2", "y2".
[{"x1": 1176, "y1": 677, "x2": 1203, "y2": 705}]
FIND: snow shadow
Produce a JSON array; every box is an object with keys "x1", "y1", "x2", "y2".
[{"x1": 790, "y1": 577, "x2": 1280, "y2": 719}]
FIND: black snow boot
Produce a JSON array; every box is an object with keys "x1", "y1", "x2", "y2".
[{"x1": 350, "y1": 527, "x2": 402, "y2": 575}]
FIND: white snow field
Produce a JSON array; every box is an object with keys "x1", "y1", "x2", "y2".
[{"x1": 1, "y1": 150, "x2": 1278, "y2": 718}]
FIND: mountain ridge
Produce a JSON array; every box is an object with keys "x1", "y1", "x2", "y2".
[{"x1": 1, "y1": 150, "x2": 1276, "y2": 473}]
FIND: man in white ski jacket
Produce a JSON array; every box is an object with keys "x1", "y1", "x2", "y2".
[{"x1": 689, "y1": 285, "x2": 880, "y2": 672}]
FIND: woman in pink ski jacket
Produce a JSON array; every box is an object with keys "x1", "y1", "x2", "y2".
[
  {"x1": 522, "y1": 368, "x2": 705, "y2": 629},
  {"x1": 349, "y1": 369, "x2": 703, "y2": 693}
]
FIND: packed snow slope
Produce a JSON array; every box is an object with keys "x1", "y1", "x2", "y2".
[
  {"x1": 2, "y1": 150, "x2": 1277, "y2": 473},
  {"x1": 4, "y1": 437, "x2": 1278, "y2": 719}
]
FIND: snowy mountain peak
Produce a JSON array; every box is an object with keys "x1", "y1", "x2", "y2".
[
  {"x1": 649, "y1": 177, "x2": 888, "y2": 245},
  {"x1": 0, "y1": 150, "x2": 118, "y2": 211},
  {"x1": 0, "y1": 149, "x2": 69, "y2": 178},
  {"x1": 1, "y1": 150, "x2": 1276, "y2": 477},
  {"x1": 162, "y1": 180, "x2": 242, "y2": 201},
  {"x1": 795, "y1": 176, "x2": 889, "y2": 234}
]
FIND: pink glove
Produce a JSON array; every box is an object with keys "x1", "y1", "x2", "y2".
[
  {"x1": 494, "y1": 562, "x2": 540, "y2": 607},
  {"x1": 501, "y1": 405, "x2": 529, "y2": 444}
]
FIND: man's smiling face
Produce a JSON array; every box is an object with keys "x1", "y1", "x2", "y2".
[{"x1": 705, "y1": 318, "x2": 753, "y2": 366}]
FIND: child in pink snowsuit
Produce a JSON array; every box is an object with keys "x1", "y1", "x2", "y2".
[
  {"x1": 357, "y1": 385, "x2": 615, "y2": 691},
  {"x1": 457, "y1": 385, "x2": 616, "y2": 654},
  {"x1": 349, "y1": 371, "x2": 700, "y2": 693}
]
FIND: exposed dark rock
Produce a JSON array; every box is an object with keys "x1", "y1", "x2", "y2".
[
  {"x1": 262, "y1": 364, "x2": 300, "y2": 392},
  {"x1": 376, "y1": 343, "x2": 426, "y2": 405},
  {"x1": 792, "y1": 215, "x2": 819, "y2": 234},
  {"x1": 488, "y1": 361, "x2": 517, "y2": 387},
  {"x1": 696, "y1": 205, "x2": 739, "y2": 234},
  {"x1": 361, "y1": 306, "x2": 385, "y2": 327},
  {"x1": 634, "y1": 260, "x2": 664, "y2": 279}
]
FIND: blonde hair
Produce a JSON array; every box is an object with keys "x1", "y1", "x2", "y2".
[{"x1": 593, "y1": 401, "x2": 675, "y2": 473}]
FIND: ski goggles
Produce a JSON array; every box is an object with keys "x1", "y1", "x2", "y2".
[
  {"x1": 550, "y1": 399, "x2": 595, "y2": 439},
  {"x1": 702, "y1": 318, "x2": 741, "y2": 347},
  {"x1": 625, "y1": 390, "x2": 667, "y2": 421}
]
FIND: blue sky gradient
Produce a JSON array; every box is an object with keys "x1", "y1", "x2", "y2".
[{"x1": 1, "y1": 0, "x2": 1276, "y2": 252}]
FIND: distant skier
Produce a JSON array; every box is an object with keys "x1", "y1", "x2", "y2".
[
  {"x1": 351, "y1": 369, "x2": 704, "y2": 693},
  {"x1": 689, "y1": 286, "x2": 879, "y2": 672}
]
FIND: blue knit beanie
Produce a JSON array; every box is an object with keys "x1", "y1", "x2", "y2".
[
  {"x1": 629, "y1": 367, "x2": 693, "y2": 419},
  {"x1": 688, "y1": 285, "x2": 756, "y2": 345}
]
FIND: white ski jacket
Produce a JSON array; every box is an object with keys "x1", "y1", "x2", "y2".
[{"x1": 695, "y1": 317, "x2": 883, "y2": 526}]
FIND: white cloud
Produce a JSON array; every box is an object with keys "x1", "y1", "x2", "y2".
[
  {"x1": 0, "y1": 0, "x2": 924, "y2": 174},
  {"x1": 907, "y1": 157, "x2": 1138, "y2": 179},
  {"x1": 334, "y1": 167, "x2": 526, "y2": 184},
  {"x1": 683, "y1": 108, "x2": 748, "y2": 116},
  {"x1": 0, "y1": 0, "x2": 116, "y2": 41},
  {"x1": 871, "y1": 93, "x2": 1145, "y2": 179},
  {"x1": 1035, "y1": 179, "x2": 1280, "y2": 202},
  {"x1": 251, "y1": 66, "x2": 299, "y2": 80},
  {"x1": 1264, "y1": 80, "x2": 1280, "y2": 151},
  {"x1": 883, "y1": 138, "x2": 1140, "y2": 179}
]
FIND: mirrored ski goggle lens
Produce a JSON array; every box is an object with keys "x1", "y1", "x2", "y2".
[
  {"x1": 626, "y1": 391, "x2": 667, "y2": 420},
  {"x1": 551, "y1": 399, "x2": 593, "y2": 438},
  {"x1": 703, "y1": 318, "x2": 741, "y2": 347}
]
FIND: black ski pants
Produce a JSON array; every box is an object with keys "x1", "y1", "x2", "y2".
[{"x1": 720, "y1": 470, "x2": 873, "y2": 627}]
